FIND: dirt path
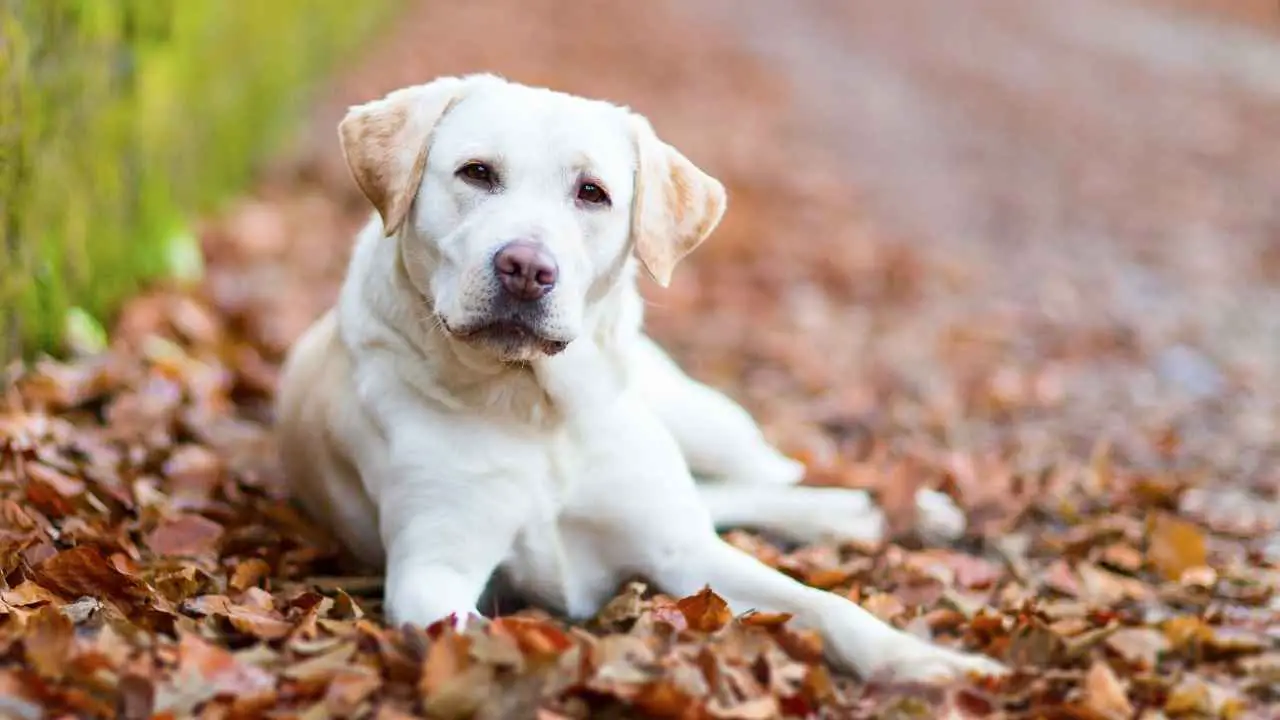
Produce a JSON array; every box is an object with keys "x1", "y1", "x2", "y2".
[{"x1": 4, "y1": 1, "x2": 1279, "y2": 716}]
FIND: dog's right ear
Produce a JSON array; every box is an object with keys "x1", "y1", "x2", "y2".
[{"x1": 338, "y1": 76, "x2": 467, "y2": 236}]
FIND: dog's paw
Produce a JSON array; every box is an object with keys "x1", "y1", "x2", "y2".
[
  {"x1": 869, "y1": 638, "x2": 1008, "y2": 684},
  {"x1": 786, "y1": 486, "x2": 886, "y2": 544},
  {"x1": 384, "y1": 583, "x2": 483, "y2": 631},
  {"x1": 914, "y1": 488, "x2": 967, "y2": 544},
  {"x1": 734, "y1": 450, "x2": 808, "y2": 486}
]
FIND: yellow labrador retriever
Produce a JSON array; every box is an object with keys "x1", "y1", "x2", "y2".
[{"x1": 275, "y1": 74, "x2": 1005, "y2": 682}]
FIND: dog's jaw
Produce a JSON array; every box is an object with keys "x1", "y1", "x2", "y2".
[{"x1": 441, "y1": 316, "x2": 571, "y2": 362}]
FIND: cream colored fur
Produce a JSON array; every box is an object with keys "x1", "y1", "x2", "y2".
[{"x1": 275, "y1": 74, "x2": 1005, "y2": 682}]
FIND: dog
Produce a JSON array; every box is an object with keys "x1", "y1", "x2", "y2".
[{"x1": 275, "y1": 74, "x2": 1006, "y2": 682}]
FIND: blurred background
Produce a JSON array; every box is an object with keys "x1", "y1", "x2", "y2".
[{"x1": 4, "y1": 0, "x2": 1280, "y2": 531}]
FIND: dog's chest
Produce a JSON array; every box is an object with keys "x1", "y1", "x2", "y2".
[{"x1": 498, "y1": 427, "x2": 624, "y2": 618}]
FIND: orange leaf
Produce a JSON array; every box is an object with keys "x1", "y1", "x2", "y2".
[
  {"x1": 419, "y1": 629, "x2": 471, "y2": 698},
  {"x1": 229, "y1": 558, "x2": 271, "y2": 592},
  {"x1": 1147, "y1": 512, "x2": 1207, "y2": 582},
  {"x1": 171, "y1": 632, "x2": 275, "y2": 699},
  {"x1": 1082, "y1": 661, "x2": 1133, "y2": 720},
  {"x1": 24, "y1": 605, "x2": 74, "y2": 680},
  {"x1": 676, "y1": 586, "x2": 732, "y2": 632},
  {"x1": 491, "y1": 616, "x2": 573, "y2": 658},
  {"x1": 147, "y1": 514, "x2": 225, "y2": 558},
  {"x1": 33, "y1": 546, "x2": 151, "y2": 610},
  {"x1": 739, "y1": 610, "x2": 794, "y2": 628}
]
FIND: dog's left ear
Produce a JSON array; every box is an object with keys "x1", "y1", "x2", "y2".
[
  {"x1": 338, "y1": 76, "x2": 468, "y2": 236},
  {"x1": 628, "y1": 115, "x2": 727, "y2": 287}
]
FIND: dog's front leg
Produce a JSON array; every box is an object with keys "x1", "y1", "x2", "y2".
[
  {"x1": 378, "y1": 462, "x2": 533, "y2": 629},
  {"x1": 358, "y1": 370, "x2": 540, "y2": 629}
]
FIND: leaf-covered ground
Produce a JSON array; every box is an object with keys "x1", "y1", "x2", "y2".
[{"x1": 4, "y1": 1, "x2": 1280, "y2": 718}]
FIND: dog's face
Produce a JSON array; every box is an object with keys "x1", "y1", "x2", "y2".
[{"x1": 338, "y1": 75, "x2": 726, "y2": 362}]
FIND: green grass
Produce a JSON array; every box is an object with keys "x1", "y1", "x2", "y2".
[{"x1": 0, "y1": 1, "x2": 393, "y2": 360}]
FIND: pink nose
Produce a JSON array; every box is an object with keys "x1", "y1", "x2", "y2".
[{"x1": 493, "y1": 240, "x2": 558, "y2": 301}]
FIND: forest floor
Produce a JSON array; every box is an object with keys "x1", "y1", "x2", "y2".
[{"x1": 3, "y1": 1, "x2": 1280, "y2": 717}]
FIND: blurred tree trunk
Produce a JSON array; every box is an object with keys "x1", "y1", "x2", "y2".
[{"x1": 0, "y1": 0, "x2": 392, "y2": 361}]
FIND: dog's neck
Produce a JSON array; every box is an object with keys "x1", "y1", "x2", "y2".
[{"x1": 337, "y1": 220, "x2": 643, "y2": 426}]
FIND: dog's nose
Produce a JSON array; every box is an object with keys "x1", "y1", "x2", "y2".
[{"x1": 493, "y1": 240, "x2": 558, "y2": 301}]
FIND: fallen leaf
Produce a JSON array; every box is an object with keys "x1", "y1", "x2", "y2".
[
  {"x1": 1081, "y1": 660, "x2": 1133, "y2": 720},
  {"x1": 283, "y1": 642, "x2": 358, "y2": 682},
  {"x1": 154, "y1": 633, "x2": 275, "y2": 715},
  {"x1": 649, "y1": 597, "x2": 690, "y2": 631},
  {"x1": 1006, "y1": 617, "x2": 1065, "y2": 668},
  {"x1": 184, "y1": 594, "x2": 293, "y2": 640},
  {"x1": 147, "y1": 514, "x2": 225, "y2": 557},
  {"x1": 677, "y1": 587, "x2": 732, "y2": 632},
  {"x1": 739, "y1": 611, "x2": 794, "y2": 628},
  {"x1": 323, "y1": 668, "x2": 382, "y2": 717},
  {"x1": 862, "y1": 592, "x2": 907, "y2": 623},
  {"x1": 1163, "y1": 615, "x2": 1213, "y2": 655},
  {"x1": 1147, "y1": 512, "x2": 1208, "y2": 582},
  {"x1": 596, "y1": 581, "x2": 647, "y2": 630},
  {"x1": 1164, "y1": 677, "x2": 1212, "y2": 715},
  {"x1": 32, "y1": 546, "x2": 152, "y2": 611},
  {"x1": 59, "y1": 596, "x2": 104, "y2": 624},
  {"x1": 1, "y1": 581, "x2": 58, "y2": 608},
  {"x1": 1105, "y1": 626, "x2": 1170, "y2": 669},
  {"x1": 420, "y1": 630, "x2": 472, "y2": 698},
  {"x1": 490, "y1": 616, "x2": 573, "y2": 659},
  {"x1": 23, "y1": 605, "x2": 74, "y2": 680},
  {"x1": 229, "y1": 558, "x2": 271, "y2": 592}
]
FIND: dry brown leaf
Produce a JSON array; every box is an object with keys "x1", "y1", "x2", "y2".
[
  {"x1": 634, "y1": 678, "x2": 698, "y2": 718},
  {"x1": 23, "y1": 605, "x2": 74, "y2": 680},
  {"x1": 33, "y1": 546, "x2": 152, "y2": 610},
  {"x1": 490, "y1": 616, "x2": 573, "y2": 660},
  {"x1": 707, "y1": 694, "x2": 778, "y2": 719},
  {"x1": 1163, "y1": 615, "x2": 1213, "y2": 654},
  {"x1": 648, "y1": 597, "x2": 691, "y2": 631},
  {"x1": 739, "y1": 610, "x2": 793, "y2": 628},
  {"x1": 229, "y1": 558, "x2": 271, "y2": 592},
  {"x1": 155, "y1": 633, "x2": 276, "y2": 715},
  {"x1": 1164, "y1": 677, "x2": 1212, "y2": 715},
  {"x1": 677, "y1": 586, "x2": 733, "y2": 632},
  {"x1": 1147, "y1": 512, "x2": 1208, "y2": 582},
  {"x1": 283, "y1": 642, "x2": 358, "y2": 682},
  {"x1": 862, "y1": 592, "x2": 907, "y2": 623},
  {"x1": 420, "y1": 630, "x2": 472, "y2": 698},
  {"x1": 184, "y1": 594, "x2": 293, "y2": 640},
  {"x1": 1, "y1": 581, "x2": 59, "y2": 608},
  {"x1": 147, "y1": 514, "x2": 225, "y2": 558},
  {"x1": 1105, "y1": 626, "x2": 1170, "y2": 669},
  {"x1": 323, "y1": 668, "x2": 383, "y2": 717},
  {"x1": 1005, "y1": 617, "x2": 1065, "y2": 668},
  {"x1": 1081, "y1": 660, "x2": 1133, "y2": 720}
]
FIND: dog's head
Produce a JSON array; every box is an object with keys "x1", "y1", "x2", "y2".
[{"x1": 338, "y1": 74, "x2": 726, "y2": 362}]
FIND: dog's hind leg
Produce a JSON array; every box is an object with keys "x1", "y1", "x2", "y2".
[
  {"x1": 630, "y1": 335, "x2": 805, "y2": 486},
  {"x1": 632, "y1": 335, "x2": 969, "y2": 544},
  {"x1": 697, "y1": 483, "x2": 886, "y2": 545}
]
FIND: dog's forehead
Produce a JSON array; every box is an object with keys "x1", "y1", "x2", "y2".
[{"x1": 434, "y1": 84, "x2": 634, "y2": 172}]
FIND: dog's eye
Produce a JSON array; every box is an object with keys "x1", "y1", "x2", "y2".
[
  {"x1": 457, "y1": 162, "x2": 496, "y2": 188},
  {"x1": 577, "y1": 182, "x2": 610, "y2": 206}
]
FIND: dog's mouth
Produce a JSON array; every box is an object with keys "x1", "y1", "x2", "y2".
[{"x1": 445, "y1": 319, "x2": 569, "y2": 358}]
